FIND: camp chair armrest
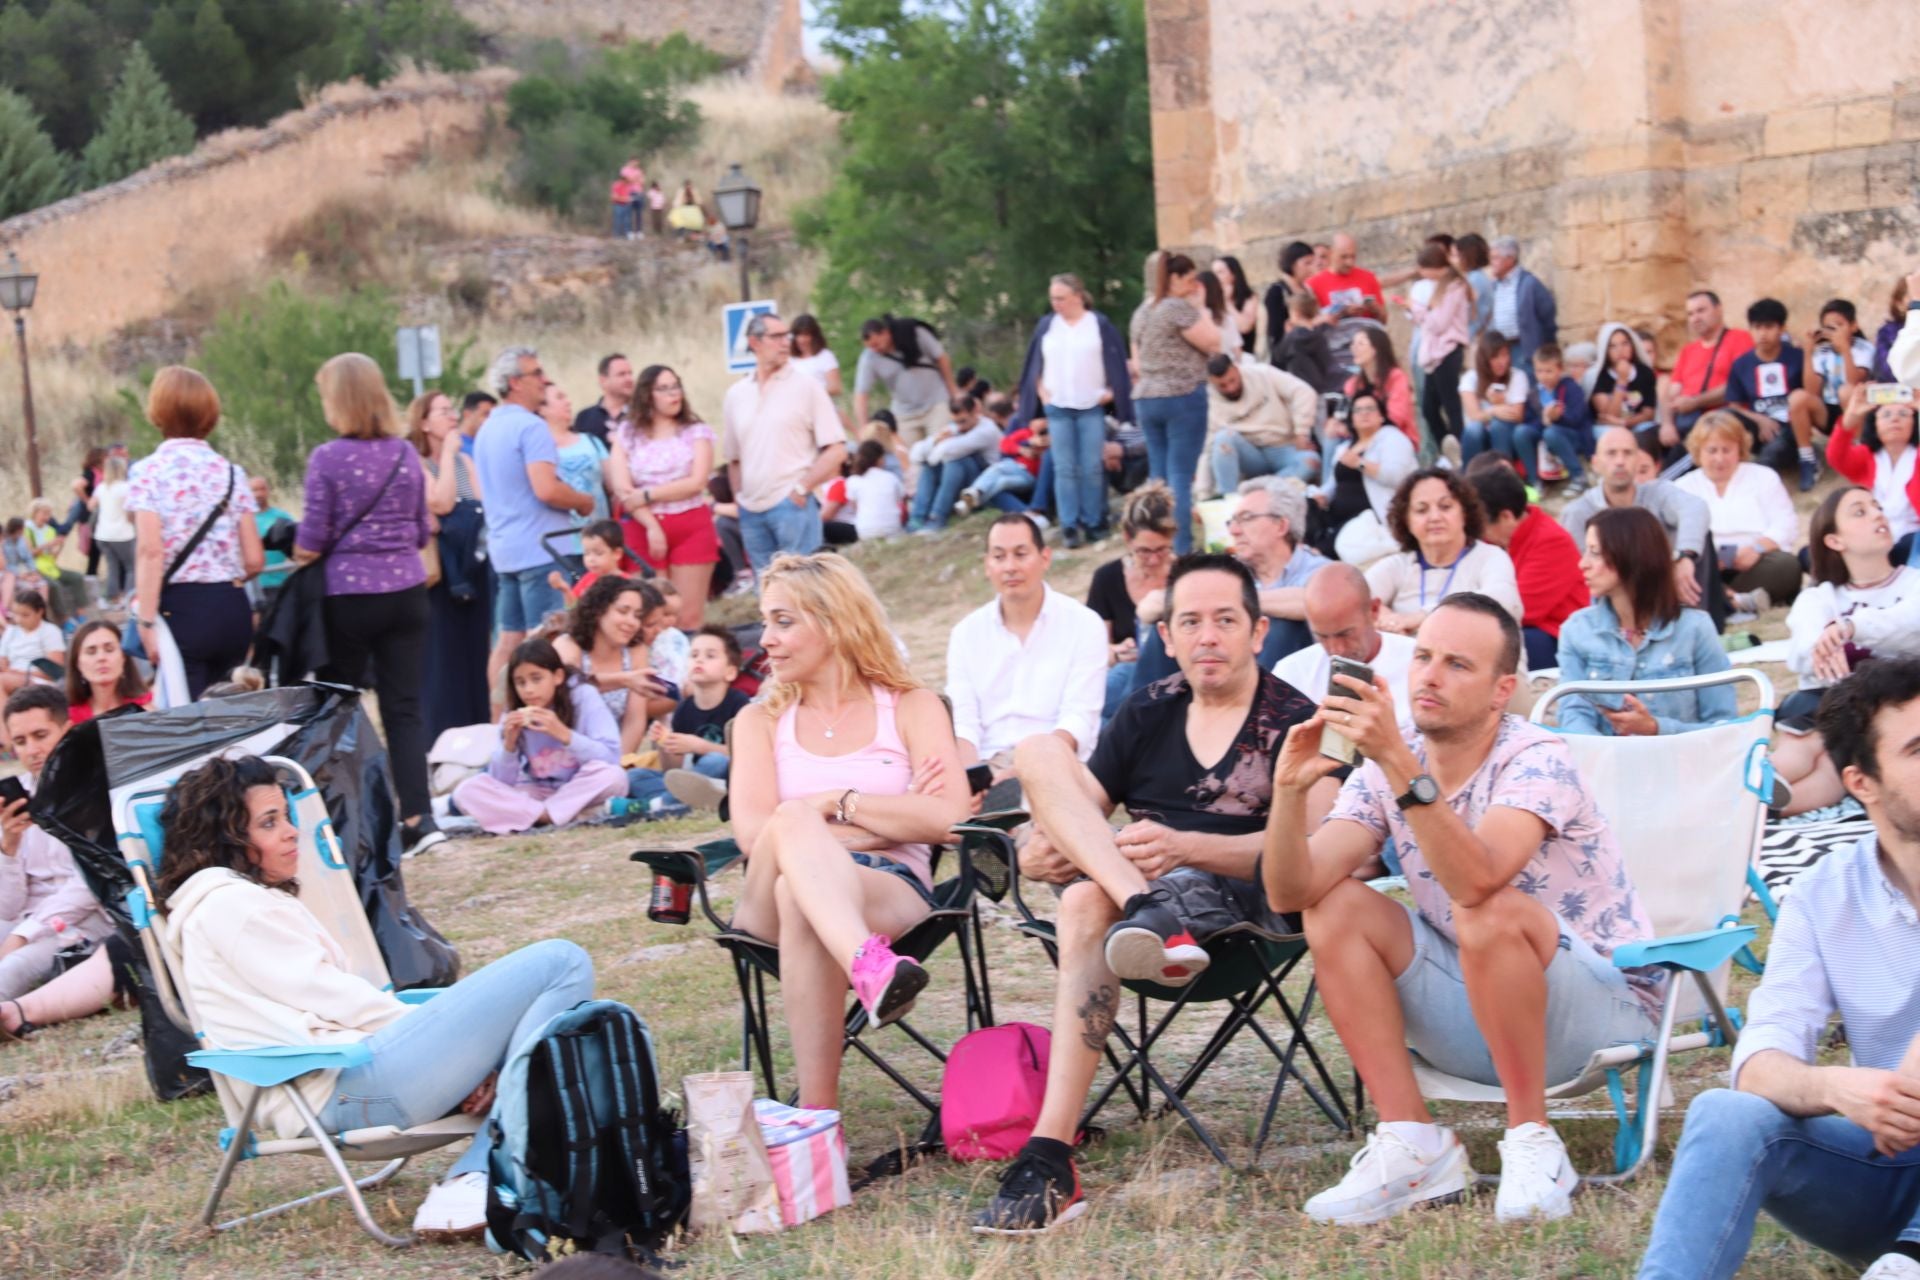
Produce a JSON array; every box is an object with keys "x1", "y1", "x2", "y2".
[
  {"x1": 964, "y1": 809, "x2": 1030, "y2": 833},
  {"x1": 393, "y1": 987, "x2": 445, "y2": 1006},
  {"x1": 629, "y1": 842, "x2": 735, "y2": 930},
  {"x1": 1612, "y1": 925, "x2": 1759, "y2": 973},
  {"x1": 187, "y1": 1043, "x2": 373, "y2": 1088}
]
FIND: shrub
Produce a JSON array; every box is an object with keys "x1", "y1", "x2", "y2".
[
  {"x1": 0, "y1": 87, "x2": 71, "y2": 218},
  {"x1": 77, "y1": 44, "x2": 196, "y2": 189}
]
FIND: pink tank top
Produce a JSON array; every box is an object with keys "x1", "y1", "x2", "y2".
[{"x1": 774, "y1": 685, "x2": 933, "y2": 888}]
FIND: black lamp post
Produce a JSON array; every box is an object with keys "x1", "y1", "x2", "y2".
[
  {"x1": 0, "y1": 250, "x2": 43, "y2": 499},
  {"x1": 713, "y1": 163, "x2": 763, "y2": 303}
]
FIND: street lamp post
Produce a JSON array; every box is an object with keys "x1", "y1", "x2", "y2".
[
  {"x1": 0, "y1": 251, "x2": 42, "y2": 499},
  {"x1": 713, "y1": 163, "x2": 763, "y2": 303}
]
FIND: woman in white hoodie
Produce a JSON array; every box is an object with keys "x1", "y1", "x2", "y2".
[{"x1": 156, "y1": 755, "x2": 594, "y2": 1241}]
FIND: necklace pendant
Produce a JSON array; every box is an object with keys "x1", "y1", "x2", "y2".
[{"x1": 823, "y1": 727, "x2": 835, "y2": 739}]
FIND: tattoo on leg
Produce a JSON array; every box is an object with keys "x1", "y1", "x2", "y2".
[{"x1": 1078, "y1": 983, "x2": 1118, "y2": 1051}]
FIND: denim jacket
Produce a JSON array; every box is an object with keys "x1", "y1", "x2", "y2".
[{"x1": 1555, "y1": 599, "x2": 1736, "y2": 736}]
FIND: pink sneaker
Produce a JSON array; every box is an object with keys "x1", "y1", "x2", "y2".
[{"x1": 850, "y1": 934, "x2": 928, "y2": 1027}]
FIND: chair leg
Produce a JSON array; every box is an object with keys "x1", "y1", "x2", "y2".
[
  {"x1": 282, "y1": 1088, "x2": 413, "y2": 1247},
  {"x1": 201, "y1": 1086, "x2": 263, "y2": 1228},
  {"x1": 969, "y1": 903, "x2": 995, "y2": 1028},
  {"x1": 1580, "y1": 973, "x2": 1691, "y2": 1187}
]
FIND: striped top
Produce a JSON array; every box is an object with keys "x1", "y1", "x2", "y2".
[{"x1": 1731, "y1": 833, "x2": 1920, "y2": 1085}]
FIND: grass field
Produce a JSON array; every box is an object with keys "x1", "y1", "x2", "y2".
[{"x1": 0, "y1": 520, "x2": 1852, "y2": 1280}]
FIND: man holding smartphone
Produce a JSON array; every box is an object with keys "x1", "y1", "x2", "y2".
[{"x1": 0, "y1": 685, "x2": 111, "y2": 1008}]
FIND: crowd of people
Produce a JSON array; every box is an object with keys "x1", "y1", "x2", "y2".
[{"x1": 5, "y1": 235, "x2": 1920, "y2": 1276}]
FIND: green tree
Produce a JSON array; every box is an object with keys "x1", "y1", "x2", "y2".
[
  {"x1": 144, "y1": 0, "x2": 254, "y2": 129},
  {"x1": 801, "y1": 0, "x2": 1154, "y2": 376},
  {"x1": 78, "y1": 43, "x2": 195, "y2": 188},
  {"x1": 0, "y1": 87, "x2": 70, "y2": 218}
]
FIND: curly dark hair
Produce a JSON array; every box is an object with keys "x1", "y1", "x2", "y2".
[
  {"x1": 1385, "y1": 467, "x2": 1488, "y2": 553},
  {"x1": 634, "y1": 364, "x2": 699, "y2": 432},
  {"x1": 154, "y1": 756, "x2": 292, "y2": 905},
  {"x1": 567, "y1": 574, "x2": 662, "y2": 652}
]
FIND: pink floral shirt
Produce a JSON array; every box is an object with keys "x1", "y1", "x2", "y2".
[
  {"x1": 126, "y1": 440, "x2": 257, "y2": 584},
  {"x1": 614, "y1": 420, "x2": 715, "y2": 515}
]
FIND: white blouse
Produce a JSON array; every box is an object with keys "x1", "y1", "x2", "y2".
[
  {"x1": 1675, "y1": 462, "x2": 1800, "y2": 552},
  {"x1": 1039, "y1": 313, "x2": 1108, "y2": 412}
]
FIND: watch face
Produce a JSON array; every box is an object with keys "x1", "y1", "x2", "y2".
[{"x1": 1414, "y1": 775, "x2": 1441, "y2": 804}]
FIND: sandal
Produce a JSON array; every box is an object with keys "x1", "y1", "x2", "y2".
[{"x1": 0, "y1": 999, "x2": 36, "y2": 1042}]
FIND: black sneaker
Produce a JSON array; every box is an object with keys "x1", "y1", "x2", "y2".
[
  {"x1": 971, "y1": 1137, "x2": 1086, "y2": 1236},
  {"x1": 1062, "y1": 525, "x2": 1085, "y2": 550},
  {"x1": 1103, "y1": 890, "x2": 1209, "y2": 986},
  {"x1": 401, "y1": 817, "x2": 448, "y2": 859}
]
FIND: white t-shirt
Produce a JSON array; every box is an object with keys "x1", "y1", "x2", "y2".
[
  {"x1": 1875, "y1": 447, "x2": 1920, "y2": 540},
  {"x1": 1273, "y1": 631, "x2": 1418, "y2": 724},
  {"x1": 1812, "y1": 336, "x2": 1875, "y2": 406},
  {"x1": 0, "y1": 620, "x2": 65, "y2": 673},
  {"x1": 844, "y1": 468, "x2": 905, "y2": 540},
  {"x1": 790, "y1": 348, "x2": 841, "y2": 389},
  {"x1": 1786, "y1": 567, "x2": 1920, "y2": 689},
  {"x1": 93, "y1": 480, "x2": 135, "y2": 542},
  {"x1": 1039, "y1": 312, "x2": 1108, "y2": 411},
  {"x1": 1405, "y1": 278, "x2": 1437, "y2": 362},
  {"x1": 1458, "y1": 366, "x2": 1532, "y2": 410}
]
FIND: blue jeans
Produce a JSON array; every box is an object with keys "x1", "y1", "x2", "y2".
[
  {"x1": 1514, "y1": 421, "x2": 1586, "y2": 482},
  {"x1": 1103, "y1": 661, "x2": 1136, "y2": 725},
  {"x1": 612, "y1": 203, "x2": 632, "y2": 237},
  {"x1": 494, "y1": 566, "x2": 566, "y2": 635},
  {"x1": 909, "y1": 453, "x2": 986, "y2": 528},
  {"x1": 319, "y1": 939, "x2": 595, "y2": 1176},
  {"x1": 627, "y1": 751, "x2": 728, "y2": 808},
  {"x1": 1048, "y1": 404, "x2": 1110, "y2": 532},
  {"x1": 1210, "y1": 431, "x2": 1318, "y2": 494},
  {"x1": 1460, "y1": 417, "x2": 1516, "y2": 467},
  {"x1": 1638, "y1": 1089, "x2": 1920, "y2": 1278},
  {"x1": 1137, "y1": 388, "x2": 1208, "y2": 554},
  {"x1": 740, "y1": 496, "x2": 823, "y2": 574},
  {"x1": 968, "y1": 458, "x2": 1036, "y2": 507}
]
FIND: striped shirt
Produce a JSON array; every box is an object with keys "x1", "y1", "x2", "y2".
[{"x1": 1731, "y1": 833, "x2": 1920, "y2": 1085}]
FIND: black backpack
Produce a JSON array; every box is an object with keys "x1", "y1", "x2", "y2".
[
  {"x1": 882, "y1": 314, "x2": 942, "y2": 370},
  {"x1": 485, "y1": 1000, "x2": 690, "y2": 1263}
]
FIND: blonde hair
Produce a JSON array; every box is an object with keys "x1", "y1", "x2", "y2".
[
  {"x1": 1120, "y1": 480, "x2": 1177, "y2": 540},
  {"x1": 316, "y1": 353, "x2": 403, "y2": 440},
  {"x1": 147, "y1": 366, "x2": 221, "y2": 439},
  {"x1": 1687, "y1": 410, "x2": 1752, "y2": 466},
  {"x1": 104, "y1": 455, "x2": 128, "y2": 483},
  {"x1": 28, "y1": 497, "x2": 53, "y2": 518},
  {"x1": 406, "y1": 390, "x2": 449, "y2": 458},
  {"x1": 756, "y1": 554, "x2": 917, "y2": 715}
]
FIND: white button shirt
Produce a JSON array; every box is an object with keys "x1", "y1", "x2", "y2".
[{"x1": 946, "y1": 585, "x2": 1110, "y2": 762}]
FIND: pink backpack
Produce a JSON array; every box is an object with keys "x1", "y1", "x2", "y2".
[{"x1": 940, "y1": 1022, "x2": 1050, "y2": 1161}]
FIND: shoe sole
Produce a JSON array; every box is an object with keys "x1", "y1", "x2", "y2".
[
  {"x1": 412, "y1": 1223, "x2": 487, "y2": 1243},
  {"x1": 1305, "y1": 1145, "x2": 1474, "y2": 1226},
  {"x1": 870, "y1": 960, "x2": 928, "y2": 1026},
  {"x1": 402, "y1": 830, "x2": 449, "y2": 860},
  {"x1": 971, "y1": 1199, "x2": 1088, "y2": 1237},
  {"x1": 1105, "y1": 928, "x2": 1212, "y2": 986},
  {"x1": 664, "y1": 771, "x2": 728, "y2": 811},
  {"x1": 1493, "y1": 1168, "x2": 1579, "y2": 1223}
]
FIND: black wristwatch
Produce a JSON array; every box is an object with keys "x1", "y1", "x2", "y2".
[{"x1": 1395, "y1": 774, "x2": 1441, "y2": 810}]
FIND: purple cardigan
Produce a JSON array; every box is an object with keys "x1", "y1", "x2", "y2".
[{"x1": 297, "y1": 436, "x2": 432, "y2": 596}]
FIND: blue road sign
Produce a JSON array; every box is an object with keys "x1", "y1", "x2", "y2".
[{"x1": 724, "y1": 299, "x2": 780, "y2": 373}]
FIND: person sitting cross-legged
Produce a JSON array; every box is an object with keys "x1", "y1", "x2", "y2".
[
  {"x1": 1262, "y1": 592, "x2": 1661, "y2": 1224},
  {"x1": 969, "y1": 553, "x2": 1330, "y2": 1235},
  {"x1": 1637, "y1": 658, "x2": 1920, "y2": 1280}
]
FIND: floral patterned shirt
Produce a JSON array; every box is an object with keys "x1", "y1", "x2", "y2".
[
  {"x1": 125, "y1": 440, "x2": 257, "y2": 585},
  {"x1": 1328, "y1": 714, "x2": 1660, "y2": 1013},
  {"x1": 296, "y1": 436, "x2": 431, "y2": 596},
  {"x1": 614, "y1": 419, "x2": 715, "y2": 516}
]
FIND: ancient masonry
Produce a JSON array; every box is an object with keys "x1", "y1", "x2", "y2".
[{"x1": 1149, "y1": 0, "x2": 1920, "y2": 350}]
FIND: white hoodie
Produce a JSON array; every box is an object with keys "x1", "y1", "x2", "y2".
[{"x1": 162, "y1": 867, "x2": 411, "y2": 1138}]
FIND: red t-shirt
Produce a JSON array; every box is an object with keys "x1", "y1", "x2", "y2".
[
  {"x1": 568, "y1": 556, "x2": 646, "y2": 601},
  {"x1": 1306, "y1": 268, "x2": 1384, "y2": 315},
  {"x1": 1670, "y1": 327, "x2": 1754, "y2": 398},
  {"x1": 69, "y1": 691, "x2": 153, "y2": 723},
  {"x1": 1509, "y1": 507, "x2": 1589, "y2": 638},
  {"x1": 999, "y1": 428, "x2": 1043, "y2": 477}
]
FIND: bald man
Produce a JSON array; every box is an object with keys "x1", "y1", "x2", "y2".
[
  {"x1": 1273, "y1": 563, "x2": 1416, "y2": 723},
  {"x1": 1306, "y1": 233, "x2": 1385, "y2": 323}
]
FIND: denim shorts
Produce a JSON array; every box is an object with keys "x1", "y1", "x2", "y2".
[
  {"x1": 494, "y1": 565, "x2": 566, "y2": 634},
  {"x1": 1395, "y1": 900, "x2": 1657, "y2": 1087},
  {"x1": 850, "y1": 851, "x2": 935, "y2": 904}
]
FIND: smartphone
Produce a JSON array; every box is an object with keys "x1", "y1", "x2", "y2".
[
  {"x1": 966, "y1": 763, "x2": 993, "y2": 795},
  {"x1": 1867, "y1": 383, "x2": 1916, "y2": 406},
  {"x1": 29, "y1": 658, "x2": 62, "y2": 683},
  {"x1": 1319, "y1": 657, "x2": 1373, "y2": 766},
  {"x1": 0, "y1": 776, "x2": 28, "y2": 808},
  {"x1": 1717, "y1": 543, "x2": 1740, "y2": 574}
]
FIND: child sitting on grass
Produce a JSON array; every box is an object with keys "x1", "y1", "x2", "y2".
[
  {"x1": 642, "y1": 581, "x2": 690, "y2": 714},
  {"x1": 452, "y1": 638, "x2": 626, "y2": 834},
  {"x1": 548, "y1": 519, "x2": 645, "y2": 603},
  {"x1": 618, "y1": 625, "x2": 748, "y2": 817}
]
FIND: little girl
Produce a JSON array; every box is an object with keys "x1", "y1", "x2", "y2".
[
  {"x1": 644, "y1": 581, "x2": 691, "y2": 703},
  {"x1": 453, "y1": 640, "x2": 627, "y2": 834}
]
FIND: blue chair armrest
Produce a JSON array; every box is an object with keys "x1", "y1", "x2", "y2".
[
  {"x1": 1613, "y1": 925, "x2": 1759, "y2": 974},
  {"x1": 394, "y1": 987, "x2": 446, "y2": 1006},
  {"x1": 187, "y1": 1042, "x2": 373, "y2": 1087}
]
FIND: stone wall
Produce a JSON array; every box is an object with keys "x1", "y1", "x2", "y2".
[
  {"x1": 0, "y1": 71, "x2": 510, "y2": 351},
  {"x1": 1152, "y1": 0, "x2": 1920, "y2": 353},
  {"x1": 453, "y1": 0, "x2": 808, "y2": 88}
]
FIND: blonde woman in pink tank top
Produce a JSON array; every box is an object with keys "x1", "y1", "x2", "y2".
[{"x1": 727, "y1": 554, "x2": 970, "y2": 1114}]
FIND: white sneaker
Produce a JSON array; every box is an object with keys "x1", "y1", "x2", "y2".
[
  {"x1": 1494, "y1": 1122, "x2": 1578, "y2": 1222},
  {"x1": 1302, "y1": 1126, "x2": 1472, "y2": 1225},
  {"x1": 1863, "y1": 1255, "x2": 1920, "y2": 1279},
  {"x1": 412, "y1": 1169, "x2": 488, "y2": 1240}
]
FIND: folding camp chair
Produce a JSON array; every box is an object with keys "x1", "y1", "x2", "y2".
[
  {"x1": 118, "y1": 755, "x2": 479, "y2": 1247},
  {"x1": 630, "y1": 818, "x2": 1015, "y2": 1133},
  {"x1": 1007, "y1": 858, "x2": 1352, "y2": 1169},
  {"x1": 1403, "y1": 670, "x2": 1773, "y2": 1184}
]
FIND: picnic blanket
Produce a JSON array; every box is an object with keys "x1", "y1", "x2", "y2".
[{"x1": 1757, "y1": 797, "x2": 1872, "y2": 899}]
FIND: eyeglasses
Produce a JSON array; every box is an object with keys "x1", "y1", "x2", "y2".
[
  {"x1": 759, "y1": 330, "x2": 793, "y2": 342},
  {"x1": 1224, "y1": 512, "x2": 1279, "y2": 530},
  {"x1": 1130, "y1": 545, "x2": 1173, "y2": 561}
]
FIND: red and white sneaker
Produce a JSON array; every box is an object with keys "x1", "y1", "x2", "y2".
[{"x1": 1103, "y1": 891, "x2": 1210, "y2": 986}]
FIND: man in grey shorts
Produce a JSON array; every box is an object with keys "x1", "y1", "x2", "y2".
[{"x1": 1262, "y1": 591, "x2": 1660, "y2": 1226}]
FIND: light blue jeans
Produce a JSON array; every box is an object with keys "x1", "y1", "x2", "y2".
[
  {"x1": 1048, "y1": 404, "x2": 1110, "y2": 533},
  {"x1": 1137, "y1": 388, "x2": 1208, "y2": 554},
  {"x1": 966, "y1": 458, "x2": 1037, "y2": 507},
  {"x1": 909, "y1": 453, "x2": 986, "y2": 529},
  {"x1": 319, "y1": 939, "x2": 595, "y2": 1176},
  {"x1": 627, "y1": 750, "x2": 728, "y2": 809},
  {"x1": 1209, "y1": 430, "x2": 1318, "y2": 494},
  {"x1": 1637, "y1": 1089, "x2": 1920, "y2": 1278},
  {"x1": 740, "y1": 496, "x2": 823, "y2": 574}
]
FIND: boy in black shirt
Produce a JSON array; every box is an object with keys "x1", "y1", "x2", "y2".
[
  {"x1": 622, "y1": 626, "x2": 748, "y2": 816},
  {"x1": 1724, "y1": 297, "x2": 1825, "y2": 489}
]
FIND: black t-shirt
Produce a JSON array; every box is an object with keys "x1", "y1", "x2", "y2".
[
  {"x1": 1725, "y1": 346, "x2": 1805, "y2": 423},
  {"x1": 572, "y1": 403, "x2": 616, "y2": 446},
  {"x1": 1591, "y1": 362, "x2": 1659, "y2": 415},
  {"x1": 670, "y1": 688, "x2": 750, "y2": 746},
  {"x1": 1086, "y1": 557, "x2": 1137, "y2": 645},
  {"x1": 1088, "y1": 669, "x2": 1316, "y2": 837}
]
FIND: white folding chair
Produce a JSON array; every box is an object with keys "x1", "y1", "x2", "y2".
[
  {"x1": 119, "y1": 754, "x2": 478, "y2": 1247},
  {"x1": 1407, "y1": 671, "x2": 1772, "y2": 1182}
]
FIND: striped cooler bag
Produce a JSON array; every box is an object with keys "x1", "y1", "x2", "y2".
[{"x1": 752, "y1": 1099, "x2": 852, "y2": 1227}]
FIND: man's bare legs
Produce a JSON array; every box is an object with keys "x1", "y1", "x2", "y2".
[
  {"x1": 1014, "y1": 733, "x2": 1149, "y2": 908},
  {"x1": 1029, "y1": 881, "x2": 1123, "y2": 1143}
]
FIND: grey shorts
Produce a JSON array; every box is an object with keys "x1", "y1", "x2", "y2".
[
  {"x1": 850, "y1": 851, "x2": 934, "y2": 905},
  {"x1": 1395, "y1": 901, "x2": 1658, "y2": 1087}
]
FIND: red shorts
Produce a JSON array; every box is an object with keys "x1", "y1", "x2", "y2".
[{"x1": 625, "y1": 505, "x2": 719, "y2": 569}]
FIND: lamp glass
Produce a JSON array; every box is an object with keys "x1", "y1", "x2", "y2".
[
  {"x1": 714, "y1": 164, "x2": 762, "y2": 233},
  {"x1": 0, "y1": 254, "x2": 35, "y2": 314}
]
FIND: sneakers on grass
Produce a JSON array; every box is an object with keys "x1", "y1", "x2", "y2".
[
  {"x1": 1303, "y1": 1125, "x2": 1472, "y2": 1225},
  {"x1": 664, "y1": 768, "x2": 727, "y2": 812},
  {"x1": 971, "y1": 1137, "x2": 1086, "y2": 1236},
  {"x1": 1863, "y1": 1254, "x2": 1920, "y2": 1279},
  {"x1": 412, "y1": 1170, "x2": 488, "y2": 1241},
  {"x1": 400, "y1": 817, "x2": 448, "y2": 859},
  {"x1": 1103, "y1": 890, "x2": 1209, "y2": 986},
  {"x1": 1494, "y1": 1122, "x2": 1578, "y2": 1222},
  {"x1": 850, "y1": 933, "x2": 927, "y2": 1027}
]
